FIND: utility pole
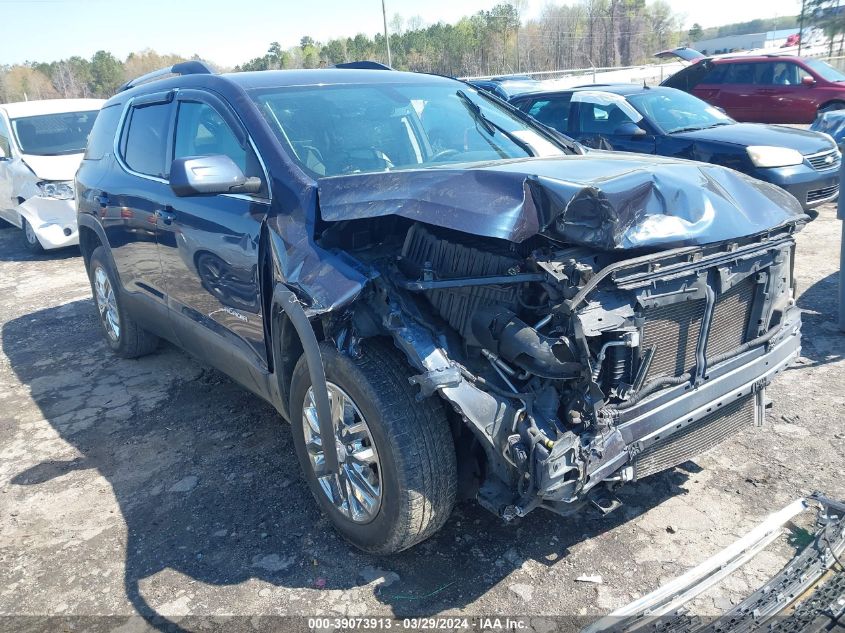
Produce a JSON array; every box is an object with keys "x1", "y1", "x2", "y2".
[
  {"x1": 798, "y1": 0, "x2": 806, "y2": 55},
  {"x1": 381, "y1": 0, "x2": 392, "y2": 67}
]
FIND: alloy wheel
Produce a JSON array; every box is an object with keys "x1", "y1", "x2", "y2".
[
  {"x1": 93, "y1": 266, "x2": 120, "y2": 342},
  {"x1": 301, "y1": 382, "x2": 382, "y2": 523}
]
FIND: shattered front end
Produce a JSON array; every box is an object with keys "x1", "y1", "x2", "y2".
[{"x1": 317, "y1": 155, "x2": 807, "y2": 521}]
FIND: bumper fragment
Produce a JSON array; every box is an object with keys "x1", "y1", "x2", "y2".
[
  {"x1": 18, "y1": 196, "x2": 78, "y2": 249},
  {"x1": 582, "y1": 493, "x2": 845, "y2": 633}
]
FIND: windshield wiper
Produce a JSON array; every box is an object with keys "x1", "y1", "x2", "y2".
[
  {"x1": 668, "y1": 125, "x2": 707, "y2": 134},
  {"x1": 455, "y1": 89, "x2": 535, "y2": 157}
]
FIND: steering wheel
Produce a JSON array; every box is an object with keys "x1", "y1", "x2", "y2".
[{"x1": 430, "y1": 149, "x2": 462, "y2": 162}]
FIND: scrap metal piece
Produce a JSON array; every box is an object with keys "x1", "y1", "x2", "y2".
[
  {"x1": 582, "y1": 498, "x2": 809, "y2": 633},
  {"x1": 408, "y1": 365, "x2": 462, "y2": 400},
  {"x1": 582, "y1": 496, "x2": 845, "y2": 633}
]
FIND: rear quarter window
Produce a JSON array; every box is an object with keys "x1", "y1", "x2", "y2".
[
  {"x1": 84, "y1": 104, "x2": 123, "y2": 160},
  {"x1": 121, "y1": 102, "x2": 172, "y2": 178}
]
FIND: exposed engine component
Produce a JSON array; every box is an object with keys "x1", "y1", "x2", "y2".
[
  {"x1": 472, "y1": 306, "x2": 579, "y2": 379},
  {"x1": 399, "y1": 223, "x2": 522, "y2": 342}
]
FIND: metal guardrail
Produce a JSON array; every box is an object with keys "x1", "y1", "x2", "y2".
[{"x1": 464, "y1": 54, "x2": 845, "y2": 86}]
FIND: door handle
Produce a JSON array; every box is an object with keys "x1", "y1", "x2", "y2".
[{"x1": 154, "y1": 209, "x2": 175, "y2": 225}]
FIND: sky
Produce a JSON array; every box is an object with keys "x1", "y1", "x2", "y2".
[{"x1": 0, "y1": 0, "x2": 803, "y2": 68}]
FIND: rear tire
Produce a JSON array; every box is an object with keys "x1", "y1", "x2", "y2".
[
  {"x1": 87, "y1": 246, "x2": 159, "y2": 358},
  {"x1": 289, "y1": 340, "x2": 457, "y2": 554},
  {"x1": 21, "y1": 218, "x2": 43, "y2": 253}
]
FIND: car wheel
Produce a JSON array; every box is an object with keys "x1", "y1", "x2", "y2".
[
  {"x1": 87, "y1": 246, "x2": 159, "y2": 358},
  {"x1": 289, "y1": 340, "x2": 457, "y2": 554},
  {"x1": 20, "y1": 218, "x2": 43, "y2": 253},
  {"x1": 819, "y1": 101, "x2": 845, "y2": 114}
]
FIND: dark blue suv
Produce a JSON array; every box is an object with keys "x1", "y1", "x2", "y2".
[{"x1": 77, "y1": 62, "x2": 806, "y2": 553}]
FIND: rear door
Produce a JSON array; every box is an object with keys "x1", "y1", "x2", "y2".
[
  {"x1": 156, "y1": 89, "x2": 271, "y2": 372},
  {"x1": 703, "y1": 62, "x2": 760, "y2": 121},
  {"x1": 107, "y1": 92, "x2": 174, "y2": 302}
]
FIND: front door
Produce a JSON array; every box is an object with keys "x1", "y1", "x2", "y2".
[
  {"x1": 570, "y1": 94, "x2": 657, "y2": 153},
  {"x1": 754, "y1": 61, "x2": 817, "y2": 124},
  {"x1": 156, "y1": 90, "x2": 270, "y2": 374}
]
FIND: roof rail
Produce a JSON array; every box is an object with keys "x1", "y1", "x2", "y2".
[
  {"x1": 333, "y1": 61, "x2": 393, "y2": 70},
  {"x1": 118, "y1": 60, "x2": 215, "y2": 93}
]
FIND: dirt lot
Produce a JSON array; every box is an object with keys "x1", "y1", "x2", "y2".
[{"x1": 0, "y1": 203, "x2": 843, "y2": 632}]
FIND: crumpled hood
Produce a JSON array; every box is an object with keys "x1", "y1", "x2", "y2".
[
  {"x1": 811, "y1": 110, "x2": 845, "y2": 148},
  {"x1": 21, "y1": 153, "x2": 84, "y2": 182},
  {"x1": 317, "y1": 153, "x2": 806, "y2": 250}
]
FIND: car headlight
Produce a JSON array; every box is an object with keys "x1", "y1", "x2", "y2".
[
  {"x1": 746, "y1": 146, "x2": 804, "y2": 168},
  {"x1": 37, "y1": 181, "x2": 75, "y2": 200}
]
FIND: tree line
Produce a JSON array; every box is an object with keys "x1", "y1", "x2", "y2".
[
  {"x1": 1, "y1": 0, "x2": 838, "y2": 104},
  {"x1": 0, "y1": 49, "x2": 193, "y2": 103},
  {"x1": 238, "y1": 0, "x2": 683, "y2": 76}
]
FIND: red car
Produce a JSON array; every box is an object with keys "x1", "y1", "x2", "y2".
[{"x1": 658, "y1": 50, "x2": 845, "y2": 124}]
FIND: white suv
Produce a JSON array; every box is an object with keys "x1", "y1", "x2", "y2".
[{"x1": 0, "y1": 98, "x2": 104, "y2": 252}]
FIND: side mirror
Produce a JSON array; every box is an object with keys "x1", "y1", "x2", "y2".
[
  {"x1": 802, "y1": 75, "x2": 816, "y2": 86},
  {"x1": 614, "y1": 121, "x2": 648, "y2": 137},
  {"x1": 169, "y1": 155, "x2": 262, "y2": 197}
]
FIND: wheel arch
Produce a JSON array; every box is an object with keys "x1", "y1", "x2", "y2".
[
  {"x1": 819, "y1": 99, "x2": 845, "y2": 114},
  {"x1": 77, "y1": 215, "x2": 110, "y2": 269}
]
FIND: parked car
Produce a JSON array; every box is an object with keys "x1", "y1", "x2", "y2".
[
  {"x1": 510, "y1": 84, "x2": 841, "y2": 209},
  {"x1": 660, "y1": 52, "x2": 845, "y2": 124},
  {"x1": 467, "y1": 75, "x2": 541, "y2": 100},
  {"x1": 78, "y1": 62, "x2": 805, "y2": 553},
  {"x1": 811, "y1": 109, "x2": 845, "y2": 152},
  {"x1": 0, "y1": 98, "x2": 104, "y2": 251}
]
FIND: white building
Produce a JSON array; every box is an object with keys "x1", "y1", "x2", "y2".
[{"x1": 692, "y1": 29, "x2": 799, "y2": 55}]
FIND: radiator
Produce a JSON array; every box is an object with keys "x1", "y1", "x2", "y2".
[
  {"x1": 640, "y1": 278, "x2": 755, "y2": 382},
  {"x1": 633, "y1": 394, "x2": 756, "y2": 480}
]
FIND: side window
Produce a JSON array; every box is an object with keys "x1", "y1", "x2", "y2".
[
  {"x1": 526, "y1": 97, "x2": 572, "y2": 133},
  {"x1": 84, "y1": 104, "x2": 123, "y2": 160},
  {"x1": 173, "y1": 101, "x2": 258, "y2": 177},
  {"x1": 723, "y1": 63, "x2": 756, "y2": 84},
  {"x1": 665, "y1": 62, "x2": 713, "y2": 90},
  {"x1": 122, "y1": 103, "x2": 172, "y2": 178},
  {"x1": 577, "y1": 101, "x2": 636, "y2": 134},
  {"x1": 701, "y1": 64, "x2": 728, "y2": 85},
  {"x1": 775, "y1": 62, "x2": 812, "y2": 86},
  {"x1": 0, "y1": 116, "x2": 11, "y2": 157}
]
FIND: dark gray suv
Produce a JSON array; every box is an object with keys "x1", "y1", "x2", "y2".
[{"x1": 76, "y1": 61, "x2": 805, "y2": 553}]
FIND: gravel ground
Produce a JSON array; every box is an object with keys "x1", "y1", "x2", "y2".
[{"x1": 0, "y1": 203, "x2": 842, "y2": 632}]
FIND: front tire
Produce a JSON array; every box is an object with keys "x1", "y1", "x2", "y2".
[
  {"x1": 290, "y1": 340, "x2": 457, "y2": 554},
  {"x1": 87, "y1": 246, "x2": 159, "y2": 358},
  {"x1": 21, "y1": 218, "x2": 43, "y2": 253}
]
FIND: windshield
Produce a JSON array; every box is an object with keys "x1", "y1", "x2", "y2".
[
  {"x1": 805, "y1": 58, "x2": 845, "y2": 82},
  {"x1": 249, "y1": 81, "x2": 566, "y2": 177},
  {"x1": 11, "y1": 110, "x2": 98, "y2": 156},
  {"x1": 627, "y1": 89, "x2": 733, "y2": 133}
]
